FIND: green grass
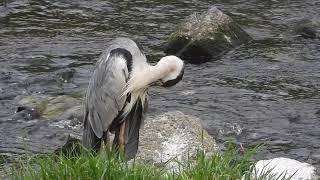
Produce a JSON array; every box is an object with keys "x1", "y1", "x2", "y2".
[{"x1": 5, "y1": 143, "x2": 292, "y2": 180}]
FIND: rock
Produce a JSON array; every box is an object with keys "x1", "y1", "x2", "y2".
[
  {"x1": 294, "y1": 19, "x2": 319, "y2": 39},
  {"x1": 135, "y1": 111, "x2": 219, "y2": 169},
  {"x1": 44, "y1": 95, "x2": 80, "y2": 119},
  {"x1": 252, "y1": 157, "x2": 318, "y2": 180},
  {"x1": 60, "y1": 105, "x2": 83, "y2": 125},
  {"x1": 165, "y1": 6, "x2": 252, "y2": 63},
  {"x1": 16, "y1": 95, "x2": 82, "y2": 120},
  {"x1": 12, "y1": 106, "x2": 41, "y2": 120},
  {"x1": 54, "y1": 68, "x2": 76, "y2": 83}
]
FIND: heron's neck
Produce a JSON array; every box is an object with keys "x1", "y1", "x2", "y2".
[
  {"x1": 148, "y1": 62, "x2": 171, "y2": 82},
  {"x1": 124, "y1": 62, "x2": 169, "y2": 94},
  {"x1": 121, "y1": 62, "x2": 169, "y2": 116}
]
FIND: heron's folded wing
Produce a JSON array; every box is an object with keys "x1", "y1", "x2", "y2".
[{"x1": 84, "y1": 53, "x2": 128, "y2": 138}]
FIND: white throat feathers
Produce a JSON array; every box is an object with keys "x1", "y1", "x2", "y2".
[{"x1": 121, "y1": 55, "x2": 184, "y2": 116}]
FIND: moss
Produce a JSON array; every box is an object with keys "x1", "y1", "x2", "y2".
[
  {"x1": 165, "y1": 6, "x2": 252, "y2": 63},
  {"x1": 17, "y1": 95, "x2": 82, "y2": 120}
]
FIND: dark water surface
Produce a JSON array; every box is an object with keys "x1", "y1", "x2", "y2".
[{"x1": 0, "y1": 0, "x2": 319, "y2": 168}]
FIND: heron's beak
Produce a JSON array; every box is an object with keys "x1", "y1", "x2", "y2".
[{"x1": 150, "y1": 80, "x2": 163, "y2": 87}]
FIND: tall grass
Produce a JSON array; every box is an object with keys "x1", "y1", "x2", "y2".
[
  {"x1": 6, "y1": 143, "x2": 291, "y2": 180},
  {"x1": 174, "y1": 144, "x2": 257, "y2": 179},
  {"x1": 9, "y1": 147, "x2": 162, "y2": 180}
]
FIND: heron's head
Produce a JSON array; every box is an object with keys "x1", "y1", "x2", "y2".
[{"x1": 153, "y1": 55, "x2": 184, "y2": 87}]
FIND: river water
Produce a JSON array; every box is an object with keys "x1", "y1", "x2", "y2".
[{"x1": 0, "y1": 0, "x2": 319, "y2": 169}]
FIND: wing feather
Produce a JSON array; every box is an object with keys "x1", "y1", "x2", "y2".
[{"x1": 84, "y1": 52, "x2": 128, "y2": 138}]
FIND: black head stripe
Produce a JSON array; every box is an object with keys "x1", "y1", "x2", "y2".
[
  {"x1": 110, "y1": 48, "x2": 133, "y2": 73},
  {"x1": 162, "y1": 65, "x2": 185, "y2": 87}
]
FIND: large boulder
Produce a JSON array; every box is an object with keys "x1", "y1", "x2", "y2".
[
  {"x1": 165, "y1": 6, "x2": 252, "y2": 64},
  {"x1": 252, "y1": 157, "x2": 318, "y2": 180},
  {"x1": 135, "y1": 111, "x2": 219, "y2": 169}
]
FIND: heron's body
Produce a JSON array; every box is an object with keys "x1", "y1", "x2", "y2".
[{"x1": 82, "y1": 38, "x2": 184, "y2": 159}]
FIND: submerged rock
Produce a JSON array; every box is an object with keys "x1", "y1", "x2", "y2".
[
  {"x1": 16, "y1": 95, "x2": 82, "y2": 120},
  {"x1": 54, "y1": 68, "x2": 76, "y2": 83},
  {"x1": 165, "y1": 6, "x2": 252, "y2": 63},
  {"x1": 252, "y1": 157, "x2": 318, "y2": 180},
  {"x1": 12, "y1": 106, "x2": 41, "y2": 120},
  {"x1": 60, "y1": 105, "x2": 83, "y2": 125},
  {"x1": 135, "y1": 111, "x2": 218, "y2": 169},
  {"x1": 293, "y1": 19, "x2": 319, "y2": 39}
]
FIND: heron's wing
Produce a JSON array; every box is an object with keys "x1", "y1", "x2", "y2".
[
  {"x1": 125, "y1": 97, "x2": 148, "y2": 159},
  {"x1": 84, "y1": 51, "x2": 128, "y2": 138}
]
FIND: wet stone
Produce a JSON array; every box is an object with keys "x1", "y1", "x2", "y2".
[
  {"x1": 165, "y1": 6, "x2": 252, "y2": 63},
  {"x1": 287, "y1": 114, "x2": 301, "y2": 123},
  {"x1": 61, "y1": 105, "x2": 83, "y2": 125},
  {"x1": 16, "y1": 95, "x2": 82, "y2": 120},
  {"x1": 135, "y1": 111, "x2": 219, "y2": 170},
  {"x1": 54, "y1": 68, "x2": 76, "y2": 83},
  {"x1": 293, "y1": 19, "x2": 319, "y2": 39},
  {"x1": 12, "y1": 106, "x2": 41, "y2": 121}
]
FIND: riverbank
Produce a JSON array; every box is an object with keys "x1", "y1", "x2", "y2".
[{"x1": 6, "y1": 144, "x2": 260, "y2": 179}]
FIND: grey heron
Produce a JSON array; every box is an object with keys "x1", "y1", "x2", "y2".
[{"x1": 82, "y1": 38, "x2": 184, "y2": 159}]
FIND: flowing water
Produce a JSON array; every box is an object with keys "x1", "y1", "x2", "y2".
[{"x1": 0, "y1": 0, "x2": 319, "y2": 170}]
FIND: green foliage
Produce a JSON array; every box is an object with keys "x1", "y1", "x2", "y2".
[
  {"x1": 10, "y1": 147, "x2": 162, "y2": 180},
  {"x1": 7, "y1": 143, "x2": 291, "y2": 180},
  {"x1": 172, "y1": 143, "x2": 258, "y2": 180}
]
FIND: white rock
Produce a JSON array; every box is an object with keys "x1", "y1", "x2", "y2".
[
  {"x1": 252, "y1": 157, "x2": 317, "y2": 180},
  {"x1": 135, "y1": 111, "x2": 219, "y2": 170}
]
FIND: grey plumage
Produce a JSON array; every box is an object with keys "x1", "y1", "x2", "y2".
[
  {"x1": 82, "y1": 38, "x2": 185, "y2": 159},
  {"x1": 82, "y1": 118, "x2": 101, "y2": 153},
  {"x1": 82, "y1": 38, "x2": 147, "y2": 157}
]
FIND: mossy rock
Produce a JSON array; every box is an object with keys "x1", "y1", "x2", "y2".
[
  {"x1": 165, "y1": 6, "x2": 252, "y2": 63},
  {"x1": 17, "y1": 95, "x2": 82, "y2": 120}
]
